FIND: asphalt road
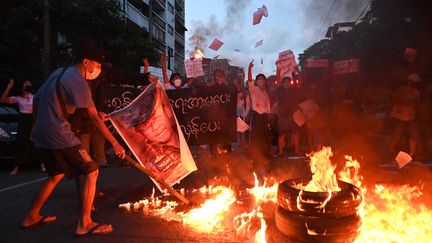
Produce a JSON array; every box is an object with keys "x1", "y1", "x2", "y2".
[{"x1": 1, "y1": 147, "x2": 432, "y2": 243}]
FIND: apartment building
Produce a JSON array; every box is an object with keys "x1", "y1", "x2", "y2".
[{"x1": 119, "y1": 0, "x2": 187, "y2": 74}]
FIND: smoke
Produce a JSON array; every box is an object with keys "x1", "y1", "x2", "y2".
[
  {"x1": 300, "y1": 0, "x2": 370, "y2": 42},
  {"x1": 188, "y1": 0, "x2": 253, "y2": 52}
]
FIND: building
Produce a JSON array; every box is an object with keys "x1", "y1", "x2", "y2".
[
  {"x1": 325, "y1": 22, "x2": 355, "y2": 39},
  {"x1": 119, "y1": 0, "x2": 187, "y2": 75}
]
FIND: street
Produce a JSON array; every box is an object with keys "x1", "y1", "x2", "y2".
[{"x1": 1, "y1": 146, "x2": 432, "y2": 243}]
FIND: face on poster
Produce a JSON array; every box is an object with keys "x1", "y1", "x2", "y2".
[{"x1": 110, "y1": 82, "x2": 196, "y2": 186}]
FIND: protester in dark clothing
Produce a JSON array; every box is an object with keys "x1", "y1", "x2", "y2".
[
  {"x1": 275, "y1": 66, "x2": 303, "y2": 156},
  {"x1": 1, "y1": 78, "x2": 46, "y2": 175},
  {"x1": 389, "y1": 73, "x2": 421, "y2": 157}
]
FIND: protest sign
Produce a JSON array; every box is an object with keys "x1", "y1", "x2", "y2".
[
  {"x1": 305, "y1": 59, "x2": 329, "y2": 68},
  {"x1": 277, "y1": 49, "x2": 298, "y2": 78},
  {"x1": 333, "y1": 59, "x2": 360, "y2": 75},
  {"x1": 209, "y1": 38, "x2": 224, "y2": 51},
  {"x1": 105, "y1": 84, "x2": 142, "y2": 114},
  {"x1": 166, "y1": 85, "x2": 237, "y2": 145},
  {"x1": 184, "y1": 58, "x2": 204, "y2": 78},
  {"x1": 293, "y1": 109, "x2": 306, "y2": 127},
  {"x1": 209, "y1": 59, "x2": 229, "y2": 78},
  {"x1": 298, "y1": 99, "x2": 320, "y2": 119},
  {"x1": 110, "y1": 82, "x2": 197, "y2": 190}
]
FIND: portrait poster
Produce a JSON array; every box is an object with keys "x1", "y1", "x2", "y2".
[{"x1": 109, "y1": 82, "x2": 197, "y2": 190}]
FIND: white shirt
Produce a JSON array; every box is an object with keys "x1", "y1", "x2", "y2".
[
  {"x1": 7, "y1": 94, "x2": 33, "y2": 114},
  {"x1": 248, "y1": 81, "x2": 270, "y2": 114}
]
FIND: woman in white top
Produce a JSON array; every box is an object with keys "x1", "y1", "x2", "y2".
[
  {"x1": 247, "y1": 60, "x2": 272, "y2": 165},
  {"x1": 1, "y1": 78, "x2": 45, "y2": 175}
]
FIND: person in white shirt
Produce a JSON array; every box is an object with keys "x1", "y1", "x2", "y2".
[
  {"x1": 247, "y1": 60, "x2": 272, "y2": 169},
  {"x1": 1, "y1": 78, "x2": 46, "y2": 175}
]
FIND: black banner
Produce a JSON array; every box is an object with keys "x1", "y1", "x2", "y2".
[
  {"x1": 166, "y1": 85, "x2": 237, "y2": 145},
  {"x1": 106, "y1": 84, "x2": 237, "y2": 145}
]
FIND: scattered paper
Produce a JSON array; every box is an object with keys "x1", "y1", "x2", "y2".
[
  {"x1": 255, "y1": 40, "x2": 263, "y2": 48},
  {"x1": 252, "y1": 5, "x2": 269, "y2": 25},
  {"x1": 236, "y1": 117, "x2": 249, "y2": 133},
  {"x1": 208, "y1": 38, "x2": 224, "y2": 51},
  {"x1": 395, "y1": 151, "x2": 412, "y2": 168}
]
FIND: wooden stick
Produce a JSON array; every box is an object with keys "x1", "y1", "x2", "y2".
[{"x1": 123, "y1": 154, "x2": 190, "y2": 205}]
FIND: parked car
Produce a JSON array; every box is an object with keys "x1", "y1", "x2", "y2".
[{"x1": 0, "y1": 105, "x2": 18, "y2": 161}]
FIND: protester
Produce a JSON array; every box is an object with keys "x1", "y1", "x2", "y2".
[
  {"x1": 302, "y1": 79, "x2": 329, "y2": 151},
  {"x1": 275, "y1": 65, "x2": 303, "y2": 157},
  {"x1": 21, "y1": 40, "x2": 125, "y2": 236},
  {"x1": 247, "y1": 60, "x2": 272, "y2": 170},
  {"x1": 160, "y1": 53, "x2": 187, "y2": 90},
  {"x1": 1, "y1": 78, "x2": 46, "y2": 175},
  {"x1": 389, "y1": 73, "x2": 421, "y2": 158}
]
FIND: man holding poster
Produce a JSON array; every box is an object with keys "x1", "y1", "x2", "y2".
[{"x1": 110, "y1": 82, "x2": 197, "y2": 188}]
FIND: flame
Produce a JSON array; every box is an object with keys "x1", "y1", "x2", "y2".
[
  {"x1": 300, "y1": 147, "x2": 341, "y2": 192},
  {"x1": 355, "y1": 184, "x2": 432, "y2": 242},
  {"x1": 246, "y1": 173, "x2": 278, "y2": 204}
]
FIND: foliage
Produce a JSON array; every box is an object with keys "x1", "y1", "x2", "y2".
[{"x1": 0, "y1": 0, "x2": 157, "y2": 82}]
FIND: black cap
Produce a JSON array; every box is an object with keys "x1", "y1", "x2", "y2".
[{"x1": 72, "y1": 37, "x2": 105, "y2": 64}]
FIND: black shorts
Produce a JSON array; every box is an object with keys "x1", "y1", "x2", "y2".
[{"x1": 40, "y1": 145, "x2": 98, "y2": 179}]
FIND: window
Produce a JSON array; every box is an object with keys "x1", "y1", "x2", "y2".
[
  {"x1": 167, "y1": 24, "x2": 173, "y2": 35},
  {"x1": 167, "y1": 3, "x2": 174, "y2": 14}
]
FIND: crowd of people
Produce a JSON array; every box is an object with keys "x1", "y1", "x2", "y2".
[{"x1": 1, "y1": 36, "x2": 430, "y2": 236}]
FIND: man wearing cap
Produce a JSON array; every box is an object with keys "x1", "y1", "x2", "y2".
[{"x1": 21, "y1": 40, "x2": 125, "y2": 235}]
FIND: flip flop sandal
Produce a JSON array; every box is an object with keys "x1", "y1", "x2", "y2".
[
  {"x1": 75, "y1": 223, "x2": 113, "y2": 237},
  {"x1": 21, "y1": 215, "x2": 56, "y2": 229}
]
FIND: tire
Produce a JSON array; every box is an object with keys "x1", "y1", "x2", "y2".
[
  {"x1": 277, "y1": 178, "x2": 362, "y2": 218},
  {"x1": 275, "y1": 206, "x2": 361, "y2": 243}
]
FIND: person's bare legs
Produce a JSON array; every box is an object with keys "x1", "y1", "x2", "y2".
[
  {"x1": 75, "y1": 169, "x2": 112, "y2": 234},
  {"x1": 21, "y1": 174, "x2": 64, "y2": 227}
]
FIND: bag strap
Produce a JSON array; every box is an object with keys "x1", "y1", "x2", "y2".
[{"x1": 55, "y1": 66, "x2": 70, "y2": 119}]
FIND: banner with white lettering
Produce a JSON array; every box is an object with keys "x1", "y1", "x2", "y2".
[{"x1": 166, "y1": 85, "x2": 237, "y2": 145}]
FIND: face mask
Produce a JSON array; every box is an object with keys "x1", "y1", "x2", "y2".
[
  {"x1": 23, "y1": 86, "x2": 33, "y2": 92},
  {"x1": 173, "y1": 79, "x2": 182, "y2": 87},
  {"x1": 85, "y1": 62, "x2": 101, "y2": 80}
]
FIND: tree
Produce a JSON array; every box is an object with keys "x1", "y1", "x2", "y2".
[{"x1": 0, "y1": 0, "x2": 158, "y2": 83}]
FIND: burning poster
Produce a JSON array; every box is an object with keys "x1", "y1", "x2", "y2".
[{"x1": 110, "y1": 82, "x2": 197, "y2": 189}]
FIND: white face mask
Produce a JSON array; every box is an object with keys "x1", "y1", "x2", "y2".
[
  {"x1": 173, "y1": 79, "x2": 182, "y2": 87},
  {"x1": 85, "y1": 62, "x2": 102, "y2": 80}
]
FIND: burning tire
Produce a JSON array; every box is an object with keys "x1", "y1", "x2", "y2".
[
  {"x1": 275, "y1": 206, "x2": 361, "y2": 243},
  {"x1": 277, "y1": 179, "x2": 362, "y2": 218}
]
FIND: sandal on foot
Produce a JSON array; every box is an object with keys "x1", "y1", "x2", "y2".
[
  {"x1": 75, "y1": 223, "x2": 113, "y2": 236},
  {"x1": 21, "y1": 215, "x2": 56, "y2": 229}
]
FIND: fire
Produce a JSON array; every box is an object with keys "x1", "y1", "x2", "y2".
[
  {"x1": 301, "y1": 146, "x2": 341, "y2": 192},
  {"x1": 356, "y1": 184, "x2": 432, "y2": 242},
  {"x1": 178, "y1": 186, "x2": 236, "y2": 233},
  {"x1": 119, "y1": 175, "x2": 278, "y2": 242},
  {"x1": 190, "y1": 48, "x2": 204, "y2": 59}
]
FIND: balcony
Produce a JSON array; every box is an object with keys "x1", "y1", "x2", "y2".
[
  {"x1": 152, "y1": 0, "x2": 165, "y2": 12},
  {"x1": 126, "y1": 1, "x2": 149, "y2": 31},
  {"x1": 175, "y1": 9, "x2": 184, "y2": 20},
  {"x1": 175, "y1": 0, "x2": 184, "y2": 9},
  {"x1": 152, "y1": 11, "x2": 166, "y2": 30},
  {"x1": 175, "y1": 31, "x2": 184, "y2": 45}
]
